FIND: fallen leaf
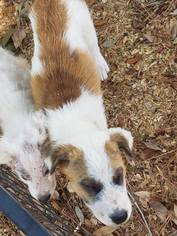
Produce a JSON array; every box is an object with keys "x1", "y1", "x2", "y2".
[
  {"x1": 135, "y1": 191, "x2": 151, "y2": 207},
  {"x1": 169, "y1": 18, "x2": 177, "y2": 40},
  {"x1": 126, "y1": 53, "x2": 142, "y2": 65},
  {"x1": 19, "y1": 2, "x2": 30, "y2": 17},
  {"x1": 144, "y1": 141, "x2": 163, "y2": 151},
  {"x1": 93, "y1": 226, "x2": 117, "y2": 236},
  {"x1": 12, "y1": 25, "x2": 26, "y2": 49},
  {"x1": 149, "y1": 200, "x2": 168, "y2": 222},
  {"x1": 171, "y1": 205, "x2": 177, "y2": 226},
  {"x1": 75, "y1": 206, "x2": 84, "y2": 224},
  {"x1": 135, "y1": 191, "x2": 151, "y2": 201},
  {"x1": 51, "y1": 200, "x2": 61, "y2": 211},
  {"x1": 0, "y1": 27, "x2": 15, "y2": 47},
  {"x1": 144, "y1": 33, "x2": 155, "y2": 43},
  {"x1": 170, "y1": 9, "x2": 177, "y2": 16},
  {"x1": 52, "y1": 190, "x2": 59, "y2": 200},
  {"x1": 173, "y1": 38, "x2": 177, "y2": 44},
  {"x1": 103, "y1": 38, "x2": 116, "y2": 48},
  {"x1": 174, "y1": 205, "x2": 177, "y2": 218},
  {"x1": 162, "y1": 74, "x2": 177, "y2": 83}
]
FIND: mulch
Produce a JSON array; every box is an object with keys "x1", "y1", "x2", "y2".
[{"x1": 0, "y1": 0, "x2": 177, "y2": 235}]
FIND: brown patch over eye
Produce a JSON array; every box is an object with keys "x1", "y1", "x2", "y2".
[
  {"x1": 113, "y1": 167, "x2": 124, "y2": 185},
  {"x1": 80, "y1": 178, "x2": 103, "y2": 197}
]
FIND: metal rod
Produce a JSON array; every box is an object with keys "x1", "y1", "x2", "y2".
[{"x1": 0, "y1": 187, "x2": 51, "y2": 236}]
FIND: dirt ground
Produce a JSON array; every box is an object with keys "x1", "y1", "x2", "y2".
[{"x1": 0, "y1": 0, "x2": 177, "y2": 236}]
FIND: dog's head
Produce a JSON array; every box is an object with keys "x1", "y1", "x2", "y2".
[
  {"x1": 49, "y1": 128, "x2": 134, "y2": 226},
  {"x1": 0, "y1": 112, "x2": 56, "y2": 202}
]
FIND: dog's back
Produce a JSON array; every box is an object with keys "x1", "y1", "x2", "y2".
[{"x1": 30, "y1": 0, "x2": 101, "y2": 110}]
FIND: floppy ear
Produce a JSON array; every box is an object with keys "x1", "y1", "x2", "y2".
[
  {"x1": 50, "y1": 144, "x2": 83, "y2": 174},
  {"x1": 109, "y1": 128, "x2": 135, "y2": 165},
  {"x1": 50, "y1": 146, "x2": 69, "y2": 174}
]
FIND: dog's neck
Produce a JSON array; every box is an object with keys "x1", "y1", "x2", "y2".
[{"x1": 47, "y1": 90, "x2": 108, "y2": 146}]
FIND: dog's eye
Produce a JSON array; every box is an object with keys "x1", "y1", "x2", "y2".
[
  {"x1": 113, "y1": 167, "x2": 124, "y2": 185},
  {"x1": 42, "y1": 164, "x2": 49, "y2": 176},
  {"x1": 80, "y1": 178, "x2": 103, "y2": 196},
  {"x1": 20, "y1": 170, "x2": 31, "y2": 181}
]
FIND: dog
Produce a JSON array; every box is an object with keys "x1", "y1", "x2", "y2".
[
  {"x1": 30, "y1": 0, "x2": 134, "y2": 226},
  {"x1": 0, "y1": 47, "x2": 56, "y2": 202}
]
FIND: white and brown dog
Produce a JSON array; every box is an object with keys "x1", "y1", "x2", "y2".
[
  {"x1": 0, "y1": 47, "x2": 56, "y2": 202},
  {"x1": 30, "y1": 0, "x2": 134, "y2": 226}
]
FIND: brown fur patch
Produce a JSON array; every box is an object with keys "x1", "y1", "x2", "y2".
[
  {"x1": 52, "y1": 144, "x2": 90, "y2": 200},
  {"x1": 105, "y1": 140, "x2": 126, "y2": 175},
  {"x1": 110, "y1": 133, "x2": 134, "y2": 164},
  {"x1": 31, "y1": 0, "x2": 101, "y2": 110}
]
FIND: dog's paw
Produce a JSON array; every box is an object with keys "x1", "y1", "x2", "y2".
[{"x1": 97, "y1": 55, "x2": 110, "y2": 81}]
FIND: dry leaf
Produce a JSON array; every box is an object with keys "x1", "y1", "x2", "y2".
[
  {"x1": 162, "y1": 74, "x2": 177, "y2": 83},
  {"x1": 0, "y1": 27, "x2": 15, "y2": 47},
  {"x1": 150, "y1": 200, "x2": 168, "y2": 222},
  {"x1": 93, "y1": 226, "x2": 118, "y2": 236},
  {"x1": 174, "y1": 205, "x2": 177, "y2": 218},
  {"x1": 169, "y1": 18, "x2": 177, "y2": 40},
  {"x1": 144, "y1": 141, "x2": 162, "y2": 151},
  {"x1": 75, "y1": 206, "x2": 84, "y2": 224},
  {"x1": 103, "y1": 38, "x2": 116, "y2": 48},
  {"x1": 170, "y1": 9, "x2": 177, "y2": 16},
  {"x1": 144, "y1": 33, "x2": 155, "y2": 43},
  {"x1": 51, "y1": 200, "x2": 61, "y2": 211},
  {"x1": 126, "y1": 53, "x2": 142, "y2": 65},
  {"x1": 52, "y1": 190, "x2": 59, "y2": 200},
  {"x1": 171, "y1": 205, "x2": 177, "y2": 226},
  {"x1": 135, "y1": 191, "x2": 151, "y2": 201},
  {"x1": 135, "y1": 191, "x2": 151, "y2": 207},
  {"x1": 12, "y1": 25, "x2": 26, "y2": 49}
]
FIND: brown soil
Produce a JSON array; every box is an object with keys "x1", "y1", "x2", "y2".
[{"x1": 0, "y1": 0, "x2": 177, "y2": 235}]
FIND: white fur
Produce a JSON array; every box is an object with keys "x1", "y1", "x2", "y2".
[
  {"x1": 46, "y1": 91, "x2": 133, "y2": 225},
  {"x1": 0, "y1": 48, "x2": 56, "y2": 200}
]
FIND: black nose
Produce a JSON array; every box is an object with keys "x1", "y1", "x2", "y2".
[
  {"x1": 110, "y1": 209, "x2": 128, "y2": 225},
  {"x1": 39, "y1": 194, "x2": 51, "y2": 203}
]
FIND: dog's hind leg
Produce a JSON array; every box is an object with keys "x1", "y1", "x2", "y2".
[{"x1": 64, "y1": 0, "x2": 109, "y2": 80}]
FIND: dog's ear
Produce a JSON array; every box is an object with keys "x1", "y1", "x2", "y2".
[
  {"x1": 109, "y1": 128, "x2": 135, "y2": 165},
  {"x1": 50, "y1": 146, "x2": 70, "y2": 174},
  {"x1": 50, "y1": 144, "x2": 83, "y2": 174}
]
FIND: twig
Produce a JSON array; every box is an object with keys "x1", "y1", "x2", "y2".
[
  {"x1": 146, "y1": 148, "x2": 177, "y2": 161},
  {"x1": 128, "y1": 191, "x2": 153, "y2": 236}
]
